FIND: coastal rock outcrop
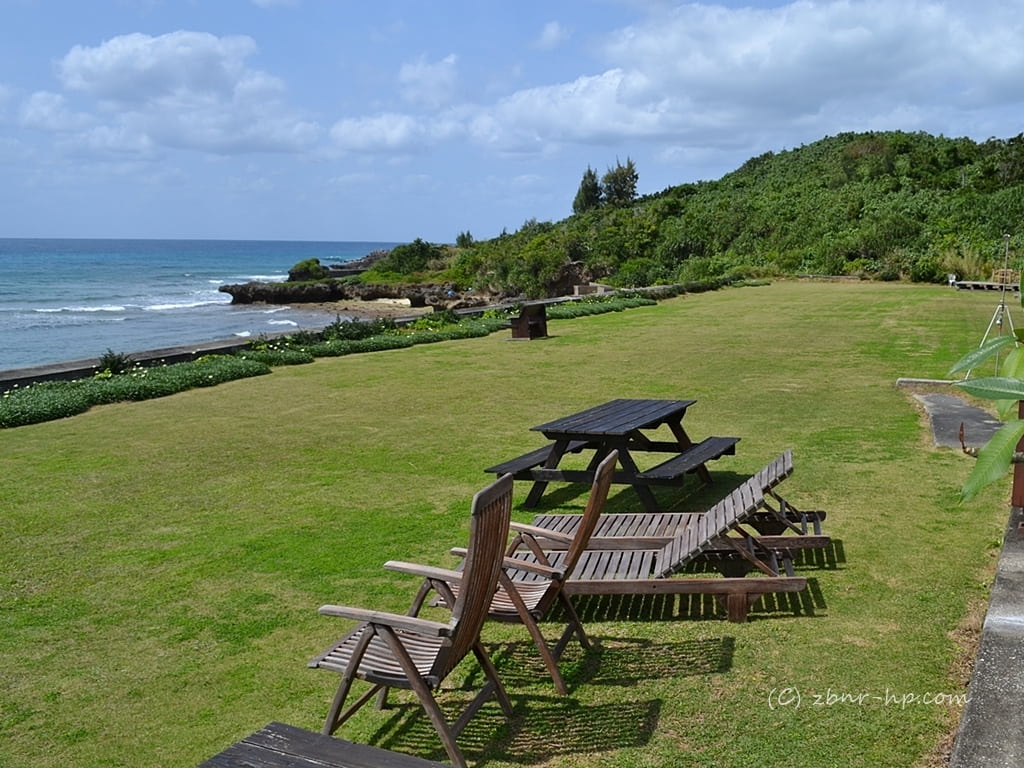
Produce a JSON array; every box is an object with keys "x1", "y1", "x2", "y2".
[{"x1": 218, "y1": 280, "x2": 494, "y2": 311}]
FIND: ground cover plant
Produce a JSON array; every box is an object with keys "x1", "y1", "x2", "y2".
[{"x1": 1, "y1": 281, "x2": 1010, "y2": 768}]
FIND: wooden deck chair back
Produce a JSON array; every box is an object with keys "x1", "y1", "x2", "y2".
[
  {"x1": 558, "y1": 450, "x2": 618, "y2": 579},
  {"x1": 488, "y1": 450, "x2": 618, "y2": 695},
  {"x1": 752, "y1": 449, "x2": 793, "y2": 492},
  {"x1": 654, "y1": 477, "x2": 765, "y2": 578},
  {"x1": 442, "y1": 473, "x2": 515, "y2": 669}
]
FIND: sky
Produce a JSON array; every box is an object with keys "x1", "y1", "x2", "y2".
[{"x1": 1, "y1": 1, "x2": 1022, "y2": 243}]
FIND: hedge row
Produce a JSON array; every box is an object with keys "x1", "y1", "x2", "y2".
[{"x1": 0, "y1": 356, "x2": 271, "y2": 429}]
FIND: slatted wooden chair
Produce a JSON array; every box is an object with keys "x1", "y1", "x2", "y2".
[
  {"x1": 508, "y1": 476, "x2": 810, "y2": 622},
  {"x1": 308, "y1": 474, "x2": 515, "y2": 768},
  {"x1": 424, "y1": 450, "x2": 618, "y2": 696},
  {"x1": 529, "y1": 451, "x2": 828, "y2": 558}
]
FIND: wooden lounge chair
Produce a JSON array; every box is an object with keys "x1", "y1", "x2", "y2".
[
  {"x1": 308, "y1": 474, "x2": 515, "y2": 768},
  {"x1": 747, "y1": 450, "x2": 826, "y2": 535},
  {"x1": 423, "y1": 451, "x2": 618, "y2": 696},
  {"x1": 530, "y1": 450, "x2": 829, "y2": 573},
  {"x1": 508, "y1": 476, "x2": 809, "y2": 622}
]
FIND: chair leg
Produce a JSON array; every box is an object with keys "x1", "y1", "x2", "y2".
[
  {"x1": 495, "y1": 572, "x2": 568, "y2": 694},
  {"x1": 325, "y1": 682, "x2": 383, "y2": 735},
  {"x1": 322, "y1": 626, "x2": 376, "y2": 735},
  {"x1": 470, "y1": 642, "x2": 513, "y2": 717},
  {"x1": 376, "y1": 625, "x2": 470, "y2": 768},
  {"x1": 554, "y1": 592, "x2": 590, "y2": 653},
  {"x1": 519, "y1": 610, "x2": 568, "y2": 695}
]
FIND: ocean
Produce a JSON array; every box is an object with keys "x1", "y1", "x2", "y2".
[{"x1": 0, "y1": 238, "x2": 400, "y2": 372}]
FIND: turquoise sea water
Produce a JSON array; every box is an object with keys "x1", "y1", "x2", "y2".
[{"x1": 0, "y1": 239, "x2": 400, "y2": 371}]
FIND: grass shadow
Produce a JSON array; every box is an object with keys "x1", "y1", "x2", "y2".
[
  {"x1": 481, "y1": 634, "x2": 735, "y2": 691},
  {"x1": 482, "y1": 693, "x2": 661, "y2": 764},
  {"x1": 569, "y1": 578, "x2": 826, "y2": 623},
  {"x1": 363, "y1": 687, "x2": 661, "y2": 766}
]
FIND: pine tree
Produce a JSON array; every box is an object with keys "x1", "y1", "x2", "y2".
[
  {"x1": 601, "y1": 157, "x2": 638, "y2": 207},
  {"x1": 572, "y1": 166, "x2": 602, "y2": 214}
]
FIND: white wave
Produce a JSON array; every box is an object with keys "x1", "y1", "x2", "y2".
[
  {"x1": 144, "y1": 302, "x2": 218, "y2": 311},
  {"x1": 234, "y1": 331, "x2": 252, "y2": 338},
  {"x1": 240, "y1": 273, "x2": 288, "y2": 282},
  {"x1": 268, "y1": 319, "x2": 298, "y2": 327},
  {"x1": 262, "y1": 306, "x2": 288, "y2": 314},
  {"x1": 35, "y1": 305, "x2": 127, "y2": 313}
]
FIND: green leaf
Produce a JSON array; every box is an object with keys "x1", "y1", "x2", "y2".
[
  {"x1": 997, "y1": 399, "x2": 1019, "y2": 421},
  {"x1": 993, "y1": 349, "x2": 1024, "y2": 418},
  {"x1": 1001, "y1": 345, "x2": 1024, "y2": 379},
  {"x1": 949, "y1": 335, "x2": 1018, "y2": 375},
  {"x1": 954, "y1": 376, "x2": 1024, "y2": 401},
  {"x1": 961, "y1": 419, "x2": 1024, "y2": 501}
]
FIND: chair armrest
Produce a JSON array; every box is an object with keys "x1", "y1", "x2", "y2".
[
  {"x1": 383, "y1": 560, "x2": 464, "y2": 584},
  {"x1": 509, "y1": 522, "x2": 574, "y2": 546},
  {"x1": 503, "y1": 556, "x2": 563, "y2": 580},
  {"x1": 317, "y1": 604, "x2": 453, "y2": 637},
  {"x1": 448, "y1": 548, "x2": 562, "y2": 580}
]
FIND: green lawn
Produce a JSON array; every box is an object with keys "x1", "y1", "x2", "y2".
[{"x1": 1, "y1": 280, "x2": 1010, "y2": 768}]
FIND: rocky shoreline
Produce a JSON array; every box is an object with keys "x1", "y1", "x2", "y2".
[
  {"x1": 295, "y1": 298, "x2": 432, "y2": 321},
  {"x1": 218, "y1": 278, "x2": 496, "y2": 312}
]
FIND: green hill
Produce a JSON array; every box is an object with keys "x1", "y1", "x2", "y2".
[{"x1": 367, "y1": 130, "x2": 1024, "y2": 297}]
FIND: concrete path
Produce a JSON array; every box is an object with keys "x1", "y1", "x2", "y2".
[{"x1": 913, "y1": 392, "x2": 1003, "y2": 449}]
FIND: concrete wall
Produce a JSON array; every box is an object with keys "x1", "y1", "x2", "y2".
[{"x1": 950, "y1": 505, "x2": 1024, "y2": 767}]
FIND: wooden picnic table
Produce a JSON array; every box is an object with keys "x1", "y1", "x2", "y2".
[
  {"x1": 198, "y1": 721, "x2": 450, "y2": 768},
  {"x1": 485, "y1": 398, "x2": 739, "y2": 512}
]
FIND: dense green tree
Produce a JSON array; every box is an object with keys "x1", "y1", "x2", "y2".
[
  {"x1": 376, "y1": 237, "x2": 440, "y2": 274},
  {"x1": 573, "y1": 166, "x2": 602, "y2": 213},
  {"x1": 601, "y1": 158, "x2": 639, "y2": 208}
]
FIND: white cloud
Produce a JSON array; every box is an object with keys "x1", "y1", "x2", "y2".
[
  {"x1": 597, "y1": 1, "x2": 1024, "y2": 140},
  {"x1": 46, "y1": 30, "x2": 320, "y2": 155},
  {"x1": 329, "y1": 108, "x2": 466, "y2": 153},
  {"x1": 330, "y1": 112, "x2": 427, "y2": 152},
  {"x1": 398, "y1": 54, "x2": 459, "y2": 110},
  {"x1": 19, "y1": 91, "x2": 95, "y2": 131},
  {"x1": 467, "y1": 69, "x2": 672, "y2": 152},
  {"x1": 533, "y1": 21, "x2": 570, "y2": 50},
  {"x1": 449, "y1": 1, "x2": 1024, "y2": 158}
]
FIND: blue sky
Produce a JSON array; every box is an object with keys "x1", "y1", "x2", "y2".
[{"x1": 1, "y1": 0, "x2": 1022, "y2": 243}]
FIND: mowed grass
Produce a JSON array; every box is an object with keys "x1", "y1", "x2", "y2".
[{"x1": 1, "y1": 280, "x2": 1010, "y2": 768}]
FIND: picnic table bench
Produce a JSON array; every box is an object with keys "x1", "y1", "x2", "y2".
[
  {"x1": 485, "y1": 399, "x2": 738, "y2": 512},
  {"x1": 509, "y1": 302, "x2": 548, "y2": 339},
  {"x1": 485, "y1": 439, "x2": 594, "y2": 475}
]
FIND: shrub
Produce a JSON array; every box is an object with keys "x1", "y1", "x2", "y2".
[
  {"x1": 0, "y1": 382, "x2": 93, "y2": 428},
  {"x1": 288, "y1": 258, "x2": 329, "y2": 281},
  {"x1": 238, "y1": 348, "x2": 316, "y2": 366},
  {"x1": 320, "y1": 316, "x2": 396, "y2": 341},
  {"x1": 406, "y1": 309, "x2": 460, "y2": 331},
  {"x1": 546, "y1": 295, "x2": 657, "y2": 319},
  {"x1": 96, "y1": 349, "x2": 134, "y2": 376}
]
